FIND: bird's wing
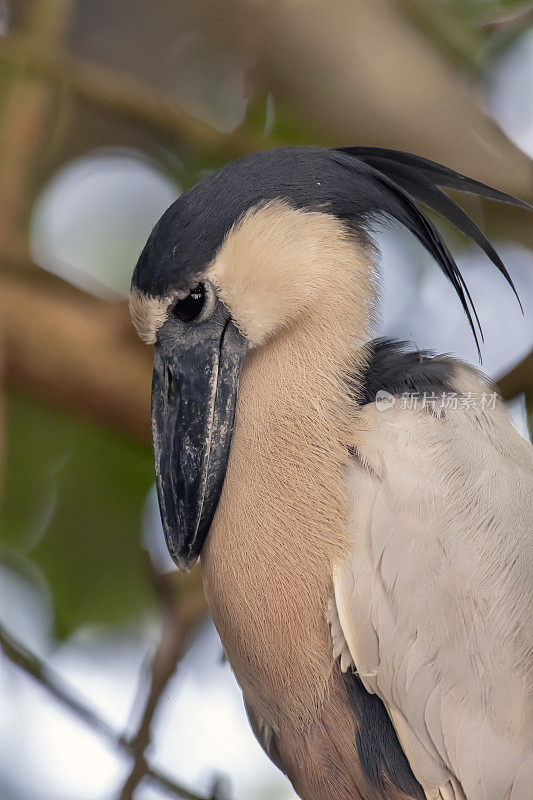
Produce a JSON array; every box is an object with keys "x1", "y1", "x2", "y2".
[{"x1": 331, "y1": 356, "x2": 533, "y2": 800}]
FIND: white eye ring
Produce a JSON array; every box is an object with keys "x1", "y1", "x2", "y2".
[{"x1": 171, "y1": 280, "x2": 217, "y2": 324}]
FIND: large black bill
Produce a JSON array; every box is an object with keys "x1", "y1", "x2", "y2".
[{"x1": 151, "y1": 313, "x2": 248, "y2": 569}]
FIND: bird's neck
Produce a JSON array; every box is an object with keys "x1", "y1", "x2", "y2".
[{"x1": 202, "y1": 257, "x2": 374, "y2": 727}]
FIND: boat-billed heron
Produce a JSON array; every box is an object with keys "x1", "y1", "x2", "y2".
[{"x1": 130, "y1": 147, "x2": 533, "y2": 800}]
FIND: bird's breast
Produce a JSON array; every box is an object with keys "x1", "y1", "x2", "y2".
[
  {"x1": 201, "y1": 334, "x2": 358, "y2": 728},
  {"x1": 202, "y1": 526, "x2": 334, "y2": 727}
]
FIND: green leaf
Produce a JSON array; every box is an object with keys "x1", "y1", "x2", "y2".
[{"x1": 0, "y1": 390, "x2": 155, "y2": 638}]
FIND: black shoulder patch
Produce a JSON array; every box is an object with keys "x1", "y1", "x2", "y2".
[
  {"x1": 344, "y1": 671, "x2": 425, "y2": 799},
  {"x1": 358, "y1": 337, "x2": 456, "y2": 406}
]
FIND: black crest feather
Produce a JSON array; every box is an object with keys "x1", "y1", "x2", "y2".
[{"x1": 334, "y1": 147, "x2": 531, "y2": 357}]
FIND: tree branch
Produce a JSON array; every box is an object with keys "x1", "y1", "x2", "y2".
[
  {"x1": 482, "y1": 4, "x2": 533, "y2": 35},
  {"x1": 0, "y1": 275, "x2": 152, "y2": 443},
  {"x1": 497, "y1": 349, "x2": 533, "y2": 402},
  {"x1": 119, "y1": 564, "x2": 207, "y2": 799},
  {"x1": 0, "y1": 620, "x2": 211, "y2": 800},
  {"x1": 0, "y1": 0, "x2": 75, "y2": 258},
  {"x1": 393, "y1": 0, "x2": 482, "y2": 74},
  {"x1": 0, "y1": 33, "x2": 259, "y2": 160},
  {"x1": 218, "y1": 0, "x2": 533, "y2": 199}
]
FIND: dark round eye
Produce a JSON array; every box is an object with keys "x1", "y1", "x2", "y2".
[{"x1": 172, "y1": 283, "x2": 206, "y2": 323}]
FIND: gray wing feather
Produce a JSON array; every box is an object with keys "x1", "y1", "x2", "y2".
[{"x1": 333, "y1": 367, "x2": 533, "y2": 800}]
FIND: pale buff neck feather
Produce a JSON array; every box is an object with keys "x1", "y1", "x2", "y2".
[{"x1": 202, "y1": 204, "x2": 375, "y2": 728}]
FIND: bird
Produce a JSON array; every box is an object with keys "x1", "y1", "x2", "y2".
[{"x1": 130, "y1": 146, "x2": 533, "y2": 800}]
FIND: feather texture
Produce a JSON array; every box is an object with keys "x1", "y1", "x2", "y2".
[
  {"x1": 133, "y1": 146, "x2": 530, "y2": 358},
  {"x1": 333, "y1": 148, "x2": 530, "y2": 354},
  {"x1": 331, "y1": 358, "x2": 533, "y2": 800},
  {"x1": 346, "y1": 154, "x2": 522, "y2": 311},
  {"x1": 336, "y1": 148, "x2": 532, "y2": 208}
]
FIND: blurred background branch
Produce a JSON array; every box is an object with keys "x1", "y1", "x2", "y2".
[
  {"x1": 0, "y1": 32, "x2": 260, "y2": 159},
  {"x1": 0, "y1": 275, "x2": 152, "y2": 441},
  {"x1": 119, "y1": 565, "x2": 207, "y2": 800},
  {"x1": 0, "y1": 0, "x2": 74, "y2": 261},
  {"x1": 482, "y1": 3, "x2": 533, "y2": 36},
  {"x1": 0, "y1": 618, "x2": 214, "y2": 800}
]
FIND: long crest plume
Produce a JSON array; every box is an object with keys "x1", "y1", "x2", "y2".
[{"x1": 332, "y1": 147, "x2": 531, "y2": 357}]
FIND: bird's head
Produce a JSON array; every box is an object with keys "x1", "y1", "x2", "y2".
[{"x1": 130, "y1": 146, "x2": 528, "y2": 570}]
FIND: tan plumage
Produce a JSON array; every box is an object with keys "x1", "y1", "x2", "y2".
[{"x1": 203, "y1": 201, "x2": 372, "y2": 726}]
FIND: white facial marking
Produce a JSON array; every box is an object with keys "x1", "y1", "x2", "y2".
[{"x1": 129, "y1": 288, "x2": 178, "y2": 344}]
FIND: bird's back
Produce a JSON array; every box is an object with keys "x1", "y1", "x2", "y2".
[{"x1": 332, "y1": 339, "x2": 533, "y2": 799}]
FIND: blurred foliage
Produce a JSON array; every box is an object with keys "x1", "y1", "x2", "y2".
[
  {"x1": 0, "y1": 390, "x2": 154, "y2": 638},
  {"x1": 242, "y1": 93, "x2": 327, "y2": 150}
]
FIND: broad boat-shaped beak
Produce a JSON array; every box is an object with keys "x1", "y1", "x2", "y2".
[{"x1": 151, "y1": 308, "x2": 248, "y2": 570}]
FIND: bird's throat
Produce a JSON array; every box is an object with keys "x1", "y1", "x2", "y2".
[{"x1": 202, "y1": 297, "x2": 372, "y2": 727}]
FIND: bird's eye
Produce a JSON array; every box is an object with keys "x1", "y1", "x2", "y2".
[{"x1": 172, "y1": 282, "x2": 214, "y2": 323}]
